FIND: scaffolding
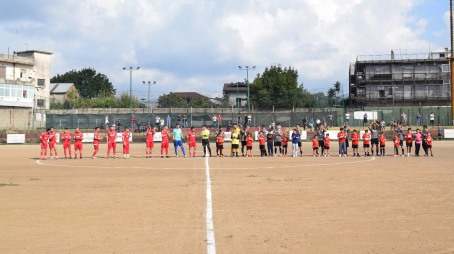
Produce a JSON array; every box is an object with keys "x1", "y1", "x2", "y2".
[{"x1": 349, "y1": 51, "x2": 452, "y2": 108}]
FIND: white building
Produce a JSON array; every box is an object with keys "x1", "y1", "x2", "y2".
[{"x1": 0, "y1": 50, "x2": 52, "y2": 129}]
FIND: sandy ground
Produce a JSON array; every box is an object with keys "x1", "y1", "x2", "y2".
[{"x1": 1, "y1": 141, "x2": 454, "y2": 253}]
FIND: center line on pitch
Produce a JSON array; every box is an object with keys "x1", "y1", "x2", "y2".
[{"x1": 205, "y1": 156, "x2": 216, "y2": 254}]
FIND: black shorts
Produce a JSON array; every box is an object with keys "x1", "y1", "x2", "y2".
[
  {"x1": 380, "y1": 145, "x2": 385, "y2": 148},
  {"x1": 318, "y1": 140, "x2": 325, "y2": 147},
  {"x1": 283, "y1": 144, "x2": 288, "y2": 148},
  {"x1": 274, "y1": 141, "x2": 282, "y2": 147},
  {"x1": 247, "y1": 146, "x2": 252, "y2": 150},
  {"x1": 406, "y1": 142, "x2": 412, "y2": 147},
  {"x1": 324, "y1": 146, "x2": 330, "y2": 149},
  {"x1": 216, "y1": 144, "x2": 224, "y2": 149},
  {"x1": 371, "y1": 138, "x2": 379, "y2": 145},
  {"x1": 399, "y1": 140, "x2": 403, "y2": 146},
  {"x1": 241, "y1": 141, "x2": 246, "y2": 147},
  {"x1": 427, "y1": 145, "x2": 432, "y2": 148},
  {"x1": 259, "y1": 145, "x2": 265, "y2": 150},
  {"x1": 313, "y1": 147, "x2": 319, "y2": 151},
  {"x1": 202, "y1": 139, "x2": 210, "y2": 146},
  {"x1": 232, "y1": 144, "x2": 239, "y2": 149},
  {"x1": 363, "y1": 144, "x2": 370, "y2": 148},
  {"x1": 352, "y1": 144, "x2": 358, "y2": 149},
  {"x1": 298, "y1": 141, "x2": 302, "y2": 147}
]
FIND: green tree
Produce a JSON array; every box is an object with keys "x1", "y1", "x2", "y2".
[
  {"x1": 250, "y1": 65, "x2": 305, "y2": 109},
  {"x1": 51, "y1": 68, "x2": 116, "y2": 98},
  {"x1": 157, "y1": 93, "x2": 188, "y2": 108},
  {"x1": 189, "y1": 96, "x2": 213, "y2": 108}
]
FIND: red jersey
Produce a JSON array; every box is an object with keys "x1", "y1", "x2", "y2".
[
  {"x1": 258, "y1": 134, "x2": 266, "y2": 145},
  {"x1": 48, "y1": 131, "x2": 57, "y2": 144},
  {"x1": 145, "y1": 129, "x2": 154, "y2": 142},
  {"x1": 61, "y1": 132, "x2": 71, "y2": 143},
  {"x1": 426, "y1": 136, "x2": 433, "y2": 146},
  {"x1": 216, "y1": 136, "x2": 224, "y2": 145},
  {"x1": 351, "y1": 133, "x2": 359, "y2": 146},
  {"x1": 324, "y1": 137, "x2": 331, "y2": 147},
  {"x1": 246, "y1": 136, "x2": 253, "y2": 147},
  {"x1": 362, "y1": 133, "x2": 371, "y2": 145},
  {"x1": 312, "y1": 138, "x2": 319, "y2": 148},
  {"x1": 73, "y1": 132, "x2": 84, "y2": 143},
  {"x1": 337, "y1": 132, "x2": 346, "y2": 143},
  {"x1": 107, "y1": 130, "x2": 117, "y2": 143},
  {"x1": 187, "y1": 131, "x2": 196, "y2": 143},
  {"x1": 393, "y1": 136, "x2": 400, "y2": 147},
  {"x1": 405, "y1": 132, "x2": 413, "y2": 143},
  {"x1": 282, "y1": 135, "x2": 288, "y2": 146},
  {"x1": 40, "y1": 131, "x2": 49, "y2": 145},
  {"x1": 378, "y1": 135, "x2": 386, "y2": 146},
  {"x1": 93, "y1": 132, "x2": 101, "y2": 144},
  {"x1": 161, "y1": 129, "x2": 169, "y2": 143},
  {"x1": 122, "y1": 131, "x2": 130, "y2": 144}
]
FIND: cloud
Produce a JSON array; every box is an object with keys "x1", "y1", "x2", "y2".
[{"x1": 0, "y1": 0, "x2": 447, "y2": 98}]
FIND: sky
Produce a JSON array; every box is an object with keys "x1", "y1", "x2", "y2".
[{"x1": 0, "y1": 0, "x2": 451, "y2": 101}]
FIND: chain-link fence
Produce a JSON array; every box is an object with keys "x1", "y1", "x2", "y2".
[{"x1": 46, "y1": 106, "x2": 452, "y2": 131}]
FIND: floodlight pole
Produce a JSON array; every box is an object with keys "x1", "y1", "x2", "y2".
[
  {"x1": 239, "y1": 65, "x2": 256, "y2": 113},
  {"x1": 143, "y1": 81, "x2": 156, "y2": 114},
  {"x1": 123, "y1": 66, "x2": 140, "y2": 128}
]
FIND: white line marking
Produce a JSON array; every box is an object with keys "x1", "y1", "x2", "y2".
[{"x1": 205, "y1": 156, "x2": 216, "y2": 254}]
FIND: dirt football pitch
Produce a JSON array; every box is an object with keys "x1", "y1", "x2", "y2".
[{"x1": 1, "y1": 141, "x2": 454, "y2": 254}]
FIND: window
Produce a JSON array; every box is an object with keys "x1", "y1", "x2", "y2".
[
  {"x1": 37, "y1": 79, "x2": 45, "y2": 87},
  {"x1": 441, "y1": 64, "x2": 450, "y2": 73},
  {"x1": 379, "y1": 90, "x2": 385, "y2": 98},
  {"x1": 37, "y1": 99, "x2": 45, "y2": 107},
  {"x1": 20, "y1": 69, "x2": 26, "y2": 78},
  {"x1": 22, "y1": 90, "x2": 27, "y2": 98}
]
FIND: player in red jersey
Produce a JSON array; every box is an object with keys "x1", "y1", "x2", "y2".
[
  {"x1": 187, "y1": 127, "x2": 197, "y2": 157},
  {"x1": 324, "y1": 133, "x2": 331, "y2": 156},
  {"x1": 145, "y1": 125, "x2": 155, "y2": 158},
  {"x1": 378, "y1": 132, "x2": 386, "y2": 157},
  {"x1": 425, "y1": 133, "x2": 434, "y2": 156},
  {"x1": 107, "y1": 125, "x2": 117, "y2": 158},
  {"x1": 73, "y1": 128, "x2": 84, "y2": 159},
  {"x1": 282, "y1": 132, "x2": 288, "y2": 156},
  {"x1": 61, "y1": 128, "x2": 72, "y2": 159},
  {"x1": 351, "y1": 129, "x2": 360, "y2": 157},
  {"x1": 216, "y1": 132, "x2": 224, "y2": 157},
  {"x1": 404, "y1": 128, "x2": 413, "y2": 157},
  {"x1": 40, "y1": 128, "x2": 50, "y2": 160},
  {"x1": 362, "y1": 129, "x2": 371, "y2": 156},
  {"x1": 161, "y1": 125, "x2": 170, "y2": 158},
  {"x1": 393, "y1": 133, "x2": 400, "y2": 157},
  {"x1": 122, "y1": 127, "x2": 131, "y2": 159},
  {"x1": 48, "y1": 127, "x2": 58, "y2": 159},
  {"x1": 258, "y1": 131, "x2": 266, "y2": 157},
  {"x1": 312, "y1": 135, "x2": 319, "y2": 157},
  {"x1": 91, "y1": 127, "x2": 102, "y2": 159},
  {"x1": 337, "y1": 128, "x2": 347, "y2": 157},
  {"x1": 245, "y1": 133, "x2": 253, "y2": 157}
]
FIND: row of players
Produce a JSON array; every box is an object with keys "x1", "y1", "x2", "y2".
[{"x1": 38, "y1": 123, "x2": 435, "y2": 160}]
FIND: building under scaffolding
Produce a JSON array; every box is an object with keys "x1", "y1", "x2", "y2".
[{"x1": 349, "y1": 50, "x2": 452, "y2": 108}]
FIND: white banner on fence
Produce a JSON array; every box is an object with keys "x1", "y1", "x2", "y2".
[
  {"x1": 7, "y1": 134, "x2": 26, "y2": 144},
  {"x1": 79, "y1": 132, "x2": 133, "y2": 143},
  {"x1": 444, "y1": 129, "x2": 454, "y2": 138},
  {"x1": 354, "y1": 111, "x2": 378, "y2": 121},
  {"x1": 224, "y1": 132, "x2": 232, "y2": 141},
  {"x1": 154, "y1": 132, "x2": 162, "y2": 142}
]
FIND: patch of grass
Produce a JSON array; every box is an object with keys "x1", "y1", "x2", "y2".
[
  {"x1": 246, "y1": 174, "x2": 259, "y2": 177},
  {"x1": 29, "y1": 178, "x2": 41, "y2": 181},
  {"x1": 225, "y1": 235, "x2": 234, "y2": 239},
  {"x1": 265, "y1": 177, "x2": 281, "y2": 182},
  {"x1": 0, "y1": 182, "x2": 19, "y2": 187}
]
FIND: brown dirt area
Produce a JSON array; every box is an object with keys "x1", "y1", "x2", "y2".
[{"x1": 1, "y1": 141, "x2": 454, "y2": 253}]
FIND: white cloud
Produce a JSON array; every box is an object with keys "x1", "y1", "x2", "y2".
[{"x1": 0, "y1": 0, "x2": 447, "y2": 97}]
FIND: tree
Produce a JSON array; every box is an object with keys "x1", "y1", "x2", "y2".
[
  {"x1": 51, "y1": 68, "x2": 116, "y2": 98},
  {"x1": 250, "y1": 65, "x2": 305, "y2": 109},
  {"x1": 157, "y1": 93, "x2": 187, "y2": 108}
]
